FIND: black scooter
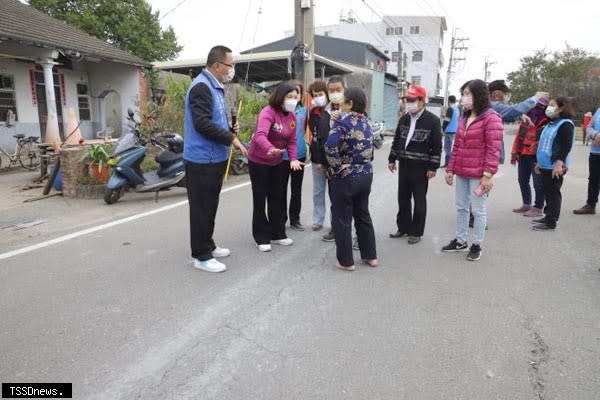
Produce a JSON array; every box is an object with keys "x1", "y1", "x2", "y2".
[{"x1": 104, "y1": 110, "x2": 186, "y2": 204}]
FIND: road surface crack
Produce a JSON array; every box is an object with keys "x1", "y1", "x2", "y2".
[{"x1": 528, "y1": 330, "x2": 549, "y2": 400}]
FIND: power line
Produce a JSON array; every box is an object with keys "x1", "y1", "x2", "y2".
[
  {"x1": 159, "y1": 0, "x2": 189, "y2": 20},
  {"x1": 237, "y1": 0, "x2": 254, "y2": 50}
]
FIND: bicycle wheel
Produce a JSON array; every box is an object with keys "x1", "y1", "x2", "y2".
[{"x1": 18, "y1": 140, "x2": 40, "y2": 171}]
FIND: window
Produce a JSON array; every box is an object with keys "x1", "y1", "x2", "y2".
[
  {"x1": 77, "y1": 83, "x2": 91, "y2": 121},
  {"x1": 386, "y1": 26, "x2": 402, "y2": 35},
  {"x1": 391, "y1": 52, "x2": 399, "y2": 62},
  {"x1": 0, "y1": 74, "x2": 17, "y2": 122},
  {"x1": 411, "y1": 75, "x2": 422, "y2": 85},
  {"x1": 412, "y1": 51, "x2": 423, "y2": 62},
  {"x1": 410, "y1": 25, "x2": 420, "y2": 34}
]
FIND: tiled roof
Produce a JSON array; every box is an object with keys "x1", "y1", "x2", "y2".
[{"x1": 0, "y1": 0, "x2": 150, "y2": 67}]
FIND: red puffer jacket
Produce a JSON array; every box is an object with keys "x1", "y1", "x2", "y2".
[{"x1": 447, "y1": 108, "x2": 503, "y2": 178}]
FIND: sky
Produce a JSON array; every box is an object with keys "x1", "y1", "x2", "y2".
[{"x1": 148, "y1": 0, "x2": 599, "y2": 94}]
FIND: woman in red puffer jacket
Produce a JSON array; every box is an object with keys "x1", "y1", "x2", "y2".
[{"x1": 442, "y1": 79, "x2": 503, "y2": 261}]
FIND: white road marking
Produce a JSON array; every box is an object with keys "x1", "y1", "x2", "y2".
[{"x1": 0, "y1": 181, "x2": 252, "y2": 261}]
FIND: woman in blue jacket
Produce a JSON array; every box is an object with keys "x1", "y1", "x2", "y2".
[
  {"x1": 532, "y1": 96, "x2": 576, "y2": 231},
  {"x1": 283, "y1": 81, "x2": 308, "y2": 230}
]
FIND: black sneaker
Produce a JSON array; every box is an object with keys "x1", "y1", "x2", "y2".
[
  {"x1": 290, "y1": 222, "x2": 305, "y2": 231},
  {"x1": 532, "y1": 223, "x2": 556, "y2": 231},
  {"x1": 531, "y1": 217, "x2": 548, "y2": 224},
  {"x1": 442, "y1": 239, "x2": 468, "y2": 252},
  {"x1": 322, "y1": 231, "x2": 335, "y2": 242},
  {"x1": 467, "y1": 244, "x2": 482, "y2": 261}
]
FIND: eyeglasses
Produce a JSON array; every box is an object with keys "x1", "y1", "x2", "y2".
[{"x1": 219, "y1": 61, "x2": 234, "y2": 68}]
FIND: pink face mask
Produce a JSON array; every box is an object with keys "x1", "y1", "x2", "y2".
[{"x1": 461, "y1": 95, "x2": 473, "y2": 110}]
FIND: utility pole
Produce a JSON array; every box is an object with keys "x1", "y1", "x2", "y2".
[
  {"x1": 484, "y1": 56, "x2": 497, "y2": 82},
  {"x1": 294, "y1": 0, "x2": 315, "y2": 91},
  {"x1": 397, "y1": 40, "x2": 404, "y2": 98},
  {"x1": 444, "y1": 28, "x2": 469, "y2": 106}
]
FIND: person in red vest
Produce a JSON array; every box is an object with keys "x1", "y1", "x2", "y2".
[{"x1": 510, "y1": 98, "x2": 550, "y2": 218}]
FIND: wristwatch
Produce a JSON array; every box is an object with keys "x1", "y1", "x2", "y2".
[{"x1": 482, "y1": 171, "x2": 493, "y2": 178}]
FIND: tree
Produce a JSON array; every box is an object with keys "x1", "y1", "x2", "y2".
[
  {"x1": 507, "y1": 46, "x2": 600, "y2": 113},
  {"x1": 29, "y1": 0, "x2": 182, "y2": 61}
]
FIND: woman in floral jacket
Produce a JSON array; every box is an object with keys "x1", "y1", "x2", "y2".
[{"x1": 324, "y1": 87, "x2": 377, "y2": 271}]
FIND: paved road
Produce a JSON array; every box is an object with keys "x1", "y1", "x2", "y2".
[{"x1": 1, "y1": 135, "x2": 599, "y2": 399}]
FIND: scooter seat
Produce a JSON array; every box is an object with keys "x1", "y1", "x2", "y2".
[{"x1": 156, "y1": 150, "x2": 182, "y2": 165}]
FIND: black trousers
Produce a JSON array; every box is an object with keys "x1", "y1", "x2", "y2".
[
  {"x1": 330, "y1": 174, "x2": 377, "y2": 267},
  {"x1": 185, "y1": 160, "x2": 226, "y2": 261},
  {"x1": 286, "y1": 158, "x2": 306, "y2": 224},
  {"x1": 541, "y1": 169, "x2": 563, "y2": 227},
  {"x1": 586, "y1": 153, "x2": 600, "y2": 207},
  {"x1": 249, "y1": 160, "x2": 289, "y2": 245},
  {"x1": 396, "y1": 165, "x2": 429, "y2": 237}
]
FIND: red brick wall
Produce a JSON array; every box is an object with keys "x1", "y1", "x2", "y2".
[{"x1": 139, "y1": 68, "x2": 151, "y2": 108}]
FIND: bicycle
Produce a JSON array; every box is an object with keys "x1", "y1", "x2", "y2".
[{"x1": 0, "y1": 134, "x2": 41, "y2": 171}]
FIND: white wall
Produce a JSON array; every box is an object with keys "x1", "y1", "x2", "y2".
[
  {"x1": 0, "y1": 58, "x2": 42, "y2": 149},
  {"x1": 86, "y1": 61, "x2": 140, "y2": 137},
  {"x1": 313, "y1": 16, "x2": 445, "y2": 96}
]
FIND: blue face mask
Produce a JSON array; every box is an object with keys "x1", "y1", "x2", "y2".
[{"x1": 545, "y1": 106, "x2": 557, "y2": 118}]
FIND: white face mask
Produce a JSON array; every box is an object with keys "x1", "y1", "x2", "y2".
[
  {"x1": 283, "y1": 98, "x2": 298, "y2": 113},
  {"x1": 328, "y1": 91, "x2": 345, "y2": 105},
  {"x1": 223, "y1": 66, "x2": 235, "y2": 83},
  {"x1": 313, "y1": 95, "x2": 327, "y2": 107},
  {"x1": 406, "y1": 101, "x2": 419, "y2": 114}
]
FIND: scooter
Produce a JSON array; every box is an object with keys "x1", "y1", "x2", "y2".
[
  {"x1": 104, "y1": 109, "x2": 186, "y2": 204},
  {"x1": 370, "y1": 120, "x2": 386, "y2": 149}
]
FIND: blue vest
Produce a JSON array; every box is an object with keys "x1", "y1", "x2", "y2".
[
  {"x1": 283, "y1": 105, "x2": 307, "y2": 160},
  {"x1": 536, "y1": 118, "x2": 574, "y2": 170},
  {"x1": 183, "y1": 70, "x2": 230, "y2": 164},
  {"x1": 445, "y1": 104, "x2": 459, "y2": 133}
]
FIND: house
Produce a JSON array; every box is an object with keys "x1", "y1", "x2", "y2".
[
  {"x1": 0, "y1": 0, "x2": 151, "y2": 149},
  {"x1": 241, "y1": 35, "x2": 398, "y2": 129},
  {"x1": 241, "y1": 35, "x2": 389, "y2": 73},
  {"x1": 307, "y1": 15, "x2": 447, "y2": 96}
]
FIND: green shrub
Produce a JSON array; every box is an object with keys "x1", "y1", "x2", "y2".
[{"x1": 237, "y1": 87, "x2": 268, "y2": 143}]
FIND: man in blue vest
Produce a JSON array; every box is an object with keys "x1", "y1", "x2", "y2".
[
  {"x1": 184, "y1": 45, "x2": 247, "y2": 273},
  {"x1": 441, "y1": 95, "x2": 459, "y2": 167}
]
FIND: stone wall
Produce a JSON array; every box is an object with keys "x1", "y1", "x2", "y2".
[{"x1": 59, "y1": 147, "x2": 86, "y2": 198}]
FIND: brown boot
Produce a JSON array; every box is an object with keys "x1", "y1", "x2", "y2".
[{"x1": 573, "y1": 204, "x2": 596, "y2": 215}]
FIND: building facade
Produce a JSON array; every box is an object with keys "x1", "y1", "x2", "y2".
[
  {"x1": 310, "y1": 16, "x2": 446, "y2": 97},
  {"x1": 0, "y1": 0, "x2": 151, "y2": 149}
]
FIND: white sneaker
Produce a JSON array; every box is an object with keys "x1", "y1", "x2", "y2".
[
  {"x1": 212, "y1": 246, "x2": 231, "y2": 258},
  {"x1": 257, "y1": 244, "x2": 272, "y2": 252},
  {"x1": 271, "y1": 238, "x2": 293, "y2": 246},
  {"x1": 193, "y1": 258, "x2": 226, "y2": 273}
]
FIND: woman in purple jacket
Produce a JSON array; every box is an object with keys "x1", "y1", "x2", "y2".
[
  {"x1": 248, "y1": 81, "x2": 304, "y2": 252},
  {"x1": 442, "y1": 79, "x2": 503, "y2": 261}
]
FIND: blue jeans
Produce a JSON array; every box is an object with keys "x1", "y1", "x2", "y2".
[
  {"x1": 518, "y1": 155, "x2": 544, "y2": 209},
  {"x1": 455, "y1": 176, "x2": 488, "y2": 246},
  {"x1": 443, "y1": 133, "x2": 455, "y2": 166},
  {"x1": 312, "y1": 163, "x2": 327, "y2": 225}
]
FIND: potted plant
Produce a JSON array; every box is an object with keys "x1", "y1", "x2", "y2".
[{"x1": 79, "y1": 144, "x2": 112, "y2": 183}]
